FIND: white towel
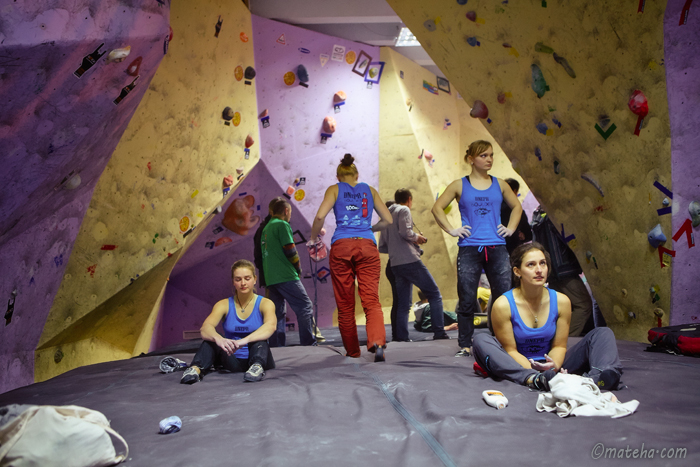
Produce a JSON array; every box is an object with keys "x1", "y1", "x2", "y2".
[{"x1": 536, "y1": 373, "x2": 639, "y2": 418}]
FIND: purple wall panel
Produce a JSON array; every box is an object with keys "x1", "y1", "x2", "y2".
[
  {"x1": 0, "y1": 190, "x2": 92, "y2": 394},
  {"x1": 0, "y1": 0, "x2": 169, "y2": 394},
  {"x1": 251, "y1": 16, "x2": 381, "y2": 243},
  {"x1": 155, "y1": 161, "x2": 336, "y2": 350},
  {"x1": 665, "y1": 1, "x2": 700, "y2": 324}
]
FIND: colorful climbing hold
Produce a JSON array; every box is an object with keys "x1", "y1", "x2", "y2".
[
  {"x1": 553, "y1": 53, "x2": 576, "y2": 78},
  {"x1": 323, "y1": 116, "x2": 337, "y2": 134},
  {"x1": 283, "y1": 71, "x2": 296, "y2": 86},
  {"x1": 581, "y1": 174, "x2": 604, "y2": 196},
  {"x1": 534, "y1": 42, "x2": 553, "y2": 54},
  {"x1": 234, "y1": 66, "x2": 243, "y2": 81},
  {"x1": 466, "y1": 37, "x2": 480, "y2": 47},
  {"x1": 647, "y1": 224, "x2": 667, "y2": 248},
  {"x1": 466, "y1": 11, "x2": 477, "y2": 21},
  {"x1": 470, "y1": 100, "x2": 488, "y2": 119},
  {"x1": 628, "y1": 90, "x2": 649, "y2": 136},
  {"x1": 297, "y1": 64, "x2": 309, "y2": 83},
  {"x1": 530, "y1": 64, "x2": 549, "y2": 98}
]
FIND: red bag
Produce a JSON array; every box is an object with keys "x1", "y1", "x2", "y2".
[{"x1": 647, "y1": 324, "x2": 700, "y2": 356}]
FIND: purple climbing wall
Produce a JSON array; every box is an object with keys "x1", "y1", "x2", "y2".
[
  {"x1": 665, "y1": 1, "x2": 700, "y2": 324},
  {"x1": 0, "y1": 0, "x2": 169, "y2": 394},
  {"x1": 251, "y1": 16, "x2": 381, "y2": 242},
  {"x1": 153, "y1": 162, "x2": 338, "y2": 350}
]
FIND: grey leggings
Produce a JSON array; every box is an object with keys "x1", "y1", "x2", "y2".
[{"x1": 472, "y1": 327, "x2": 622, "y2": 385}]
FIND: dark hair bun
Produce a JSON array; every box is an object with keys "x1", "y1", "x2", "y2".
[{"x1": 341, "y1": 153, "x2": 355, "y2": 166}]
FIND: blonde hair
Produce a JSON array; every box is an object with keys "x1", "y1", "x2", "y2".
[
  {"x1": 231, "y1": 260, "x2": 256, "y2": 279},
  {"x1": 464, "y1": 140, "x2": 493, "y2": 163},
  {"x1": 337, "y1": 153, "x2": 358, "y2": 177}
]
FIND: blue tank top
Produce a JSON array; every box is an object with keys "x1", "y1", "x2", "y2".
[
  {"x1": 331, "y1": 182, "x2": 376, "y2": 244},
  {"x1": 506, "y1": 288, "x2": 558, "y2": 361},
  {"x1": 457, "y1": 176, "x2": 505, "y2": 247},
  {"x1": 222, "y1": 295, "x2": 263, "y2": 359}
]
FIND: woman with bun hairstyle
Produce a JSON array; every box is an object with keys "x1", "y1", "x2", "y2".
[{"x1": 310, "y1": 154, "x2": 393, "y2": 361}]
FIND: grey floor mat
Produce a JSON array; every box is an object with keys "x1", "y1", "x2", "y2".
[{"x1": 1, "y1": 328, "x2": 698, "y2": 466}]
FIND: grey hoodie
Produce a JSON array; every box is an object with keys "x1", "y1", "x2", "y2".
[{"x1": 378, "y1": 203, "x2": 422, "y2": 267}]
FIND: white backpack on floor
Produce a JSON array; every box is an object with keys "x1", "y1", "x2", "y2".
[{"x1": 0, "y1": 405, "x2": 128, "y2": 467}]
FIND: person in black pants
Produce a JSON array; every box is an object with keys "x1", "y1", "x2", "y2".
[
  {"x1": 500, "y1": 178, "x2": 533, "y2": 255},
  {"x1": 180, "y1": 260, "x2": 277, "y2": 384}
]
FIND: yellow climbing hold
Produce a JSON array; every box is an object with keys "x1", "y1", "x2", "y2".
[{"x1": 191, "y1": 190, "x2": 199, "y2": 199}]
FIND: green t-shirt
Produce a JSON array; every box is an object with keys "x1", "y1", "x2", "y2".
[{"x1": 262, "y1": 218, "x2": 299, "y2": 286}]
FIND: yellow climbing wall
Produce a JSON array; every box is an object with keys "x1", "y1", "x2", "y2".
[
  {"x1": 35, "y1": 0, "x2": 259, "y2": 381},
  {"x1": 386, "y1": 0, "x2": 672, "y2": 341},
  {"x1": 378, "y1": 47, "x2": 525, "y2": 309}
]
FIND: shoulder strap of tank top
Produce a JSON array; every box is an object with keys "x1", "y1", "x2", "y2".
[{"x1": 254, "y1": 294, "x2": 263, "y2": 316}]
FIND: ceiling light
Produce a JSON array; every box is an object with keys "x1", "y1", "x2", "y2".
[{"x1": 396, "y1": 27, "x2": 420, "y2": 47}]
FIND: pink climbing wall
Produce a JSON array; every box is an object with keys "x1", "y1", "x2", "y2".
[
  {"x1": 665, "y1": 1, "x2": 700, "y2": 324},
  {"x1": 0, "y1": 0, "x2": 169, "y2": 394},
  {"x1": 251, "y1": 15, "x2": 381, "y2": 242}
]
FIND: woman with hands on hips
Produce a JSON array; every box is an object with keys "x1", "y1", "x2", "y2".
[
  {"x1": 472, "y1": 242, "x2": 623, "y2": 391},
  {"x1": 431, "y1": 140, "x2": 522, "y2": 357},
  {"x1": 180, "y1": 260, "x2": 277, "y2": 384}
]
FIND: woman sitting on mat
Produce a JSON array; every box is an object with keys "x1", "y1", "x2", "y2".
[
  {"x1": 180, "y1": 260, "x2": 277, "y2": 384},
  {"x1": 472, "y1": 242, "x2": 623, "y2": 391},
  {"x1": 309, "y1": 153, "x2": 393, "y2": 361}
]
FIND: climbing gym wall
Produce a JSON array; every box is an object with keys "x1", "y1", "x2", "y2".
[
  {"x1": 378, "y1": 47, "x2": 526, "y2": 308},
  {"x1": 34, "y1": 0, "x2": 259, "y2": 383},
  {"x1": 0, "y1": 0, "x2": 169, "y2": 394},
  {"x1": 664, "y1": 2, "x2": 700, "y2": 325},
  {"x1": 386, "y1": 0, "x2": 681, "y2": 342},
  {"x1": 251, "y1": 16, "x2": 381, "y2": 322},
  {"x1": 251, "y1": 15, "x2": 381, "y2": 240},
  {"x1": 153, "y1": 162, "x2": 339, "y2": 349}
]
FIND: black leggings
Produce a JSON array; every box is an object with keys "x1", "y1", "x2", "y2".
[{"x1": 190, "y1": 340, "x2": 275, "y2": 373}]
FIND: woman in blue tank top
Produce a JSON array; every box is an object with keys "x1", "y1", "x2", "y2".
[
  {"x1": 309, "y1": 154, "x2": 393, "y2": 361},
  {"x1": 472, "y1": 243, "x2": 623, "y2": 391},
  {"x1": 177, "y1": 260, "x2": 278, "y2": 384},
  {"x1": 432, "y1": 140, "x2": 523, "y2": 357}
]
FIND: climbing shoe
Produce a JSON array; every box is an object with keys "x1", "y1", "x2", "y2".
[
  {"x1": 455, "y1": 348, "x2": 471, "y2": 357},
  {"x1": 159, "y1": 356, "x2": 187, "y2": 373},
  {"x1": 180, "y1": 366, "x2": 201, "y2": 385},
  {"x1": 244, "y1": 363, "x2": 265, "y2": 382}
]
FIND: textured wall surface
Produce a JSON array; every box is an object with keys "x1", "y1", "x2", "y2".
[
  {"x1": 33, "y1": 0, "x2": 259, "y2": 383},
  {"x1": 252, "y1": 15, "x2": 381, "y2": 241},
  {"x1": 378, "y1": 47, "x2": 526, "y2": 308},
  {"x1": 387, "y1": 0, "x2": 674, "y2": 341},
  {"x1": 153, "y1": 162, "x2": 338, "y2": 350},
  {"x1": 0, "y1": 0, "x2": 168, "y2": 394},
  {"x1": 665, "y1": 2, "x2": 700, "y2": 324}
]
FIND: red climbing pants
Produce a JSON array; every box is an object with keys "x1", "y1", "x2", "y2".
[{"x1": 329, "y1": 238, "x2": 386, "y2": 357}]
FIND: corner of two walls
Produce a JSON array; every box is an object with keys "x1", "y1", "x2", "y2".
[
  {"x1": 34, "y1": 0, "x2": 259, "y2": 383},
  {"x1": 387, "y1": 0, "x2": 678, "y2": 341}
]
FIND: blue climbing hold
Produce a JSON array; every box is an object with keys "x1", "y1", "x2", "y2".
[{"x1": 647, "y1": 224, "x2": 667, "y2": 248}]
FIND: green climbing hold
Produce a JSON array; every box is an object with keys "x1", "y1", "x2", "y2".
[
  {"x1": 530, "y1": 64, "x2": 549, "y2": 98},
  {"x1": 535, "y1": 42, "x2": 553, "y2": 54}
]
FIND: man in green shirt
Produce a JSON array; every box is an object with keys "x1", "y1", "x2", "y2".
[{"x1": 262, "y1": 197, "x2": 317, "y2": 347}]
